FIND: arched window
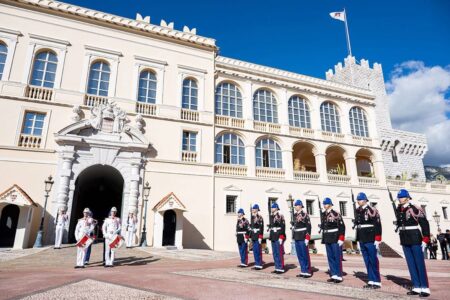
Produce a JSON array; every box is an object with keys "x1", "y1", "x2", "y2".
[
  {"x1": 0, "y1": 42, "x2": 7, "y2": 79},
  {"x1": 253, "y1": 89, "x2": 278, "y2": 123},
  {"x1": 215, "y1": 82, "x2": 243, "y2": 118},
  {"x1": 215, "y1": 133, "x2": 245, "y2": 165},
  {"x1": 87, "y1": 60, "x2": 110, "y2": 96},
  {"x1": 349, "y1": 107, "x2": 369, "y2": 137},
  {"x1": 256, "y1": 138, "x2": 282, "y2": 168},
  {"x1": 288, "y1": 95, "x2": 311, "y2": 128},
  {"x1": 138, "y1": 70, "x2": 157, "y2": 103},
  {"x1": 30, "y1": 50, "x2": 58, "y2": 88},
  {"x1": 320, "y1": 102, "x2": 341, "y2": 133},
  {"x1": 182, "y1": 78, "x2": 198, "y2": 110}
]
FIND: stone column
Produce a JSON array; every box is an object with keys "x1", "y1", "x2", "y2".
[
  {"x1": 246, "y1": 145, "x2": 256, "y2": 177},
  {"x1": 128, "y1": 160, "x2": 141, "y2": 214},
  {"x1": 283, "y1": 149, "x2": 294, "y2": 180},
  {"x1": 56, "y1": 146, "x2": 75, "y2": 211},
  {"x1": 314, "y1": 152, "x2": 328, "y2": 183},
  {"x1": 344, "y1": 155, "x2": 359, "y2": 185}
]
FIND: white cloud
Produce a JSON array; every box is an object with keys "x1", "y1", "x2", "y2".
[{"x1": 387, "y1": 61, "x2": 450, "y2": 166}]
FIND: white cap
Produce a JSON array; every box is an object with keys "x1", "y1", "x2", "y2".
[
  {"x1": 110, "y1": 207, "x2": 117, "y2": 212},
  {"x1": 83, "y1": 207, "x2": 91, "y2": 213}
]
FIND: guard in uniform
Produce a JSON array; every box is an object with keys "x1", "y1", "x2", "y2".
[
  {"x1": 125, "y1": 211, "x2": 138, "y2": 248},
  {"x1": 74, "y1": 208, "x2": 95, "y2": 268},
  {"x1": 236, "y1": 208, "x2": 250, "y2": 267},
  {"x1": 102, "y1": 207, "x2": 121, "y2": 267},
  {"x1": 354, "y1": 192, "x2": 382, "y2": 289},
  {"x1": 54, "y1": 207, "x2": 68, "y2": 249},
  {"x1": 396, "y1": 189, "x2": 431, "y2": 297},
  {"x1": 292, "y1": 199, "x2": 312, "y2": 278},
  {"x1": 321, "y1": 198, "x2": 345, "y2": 283},
  {"x1": 269, "y1": 202, "x2": 286, "y2": 274},
  {"x1": 249, "y1": 204, "x2": 264, "y2": 270}
]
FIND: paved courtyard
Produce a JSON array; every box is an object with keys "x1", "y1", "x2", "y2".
[{"x1": 0, "y1": 244, "x2": 448, "y2": 300}]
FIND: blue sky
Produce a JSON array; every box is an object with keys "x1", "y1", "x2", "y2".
[{"x1": 62, "y1": 0, "x2": 450, "y2": 165}]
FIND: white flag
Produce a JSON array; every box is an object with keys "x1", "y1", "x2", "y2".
[{"x1": 330, "y1": 11, "x2": 345, "y2": 22}]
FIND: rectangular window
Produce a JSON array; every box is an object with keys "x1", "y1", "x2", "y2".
[
  {"x1": 443, "y1": 207, "x2": 448, "y2": 220},
  {"x1": 262, "y1": 150, "x2": 269, "y2": 167},
  {"x1": 306, "y1": 200, "x2": 314, "y2": 215},
  {"x1": 421, "y1": 205, "x2": 427, "y2": 218},
  {"x1": 182, "y1": 131, "x2": 197, "y2": 152},
  {"x1": 22, "y1": 112, "x2": 45, "y2": 136},
  {"x1": 223, "y1": 145, "x2": 231, "y2": 164},
  {"x1": 226, "y1": 195, "x2": 237, "y2": 214},
  {"x1": 339, "y1": 201, "x2": 347, "y2": 217}
]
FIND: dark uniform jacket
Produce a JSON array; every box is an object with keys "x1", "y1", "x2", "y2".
[
  {"x1": 292, "y1": 210, "x2": 311, "y2": 241},
  {"x1": 437, "y1": 233, "x2": 447, "y2": 246},
  {"x1": 321, "y1": 209, "x2": 345, "y2": 244},
  {"x1": 355, "y1": 205, "x2": 382, "y2": 243},
  {"x1": 396, "y1": 203, "x2": 430, "y2": 246},
  {"x1": 249, "y1": 213, "x2": 264, "y2": 241},
  {"x1": 235, "y1": 217, "x2": 250, "y2": 244},
  {"x1": 269, "y1": 211, "x2": 286, "y2": 241}
]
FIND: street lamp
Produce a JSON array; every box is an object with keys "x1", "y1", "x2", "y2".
[
  {"x1": 140, "y1": 181, "x2": 151, "y2": 247},
  {"x1": 33, "y1": 175, "x2": 54, "y2": 248},
  {"x1": 432, "y1": 211, "x2": 441, "y2": 231},
  {"x1": 286, "y1": 193, "x2": 296, "y2": 255}
]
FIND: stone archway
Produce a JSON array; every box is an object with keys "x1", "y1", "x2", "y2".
[{"x1": 49, "y1": 102, "x2": 150, "y2": 244}]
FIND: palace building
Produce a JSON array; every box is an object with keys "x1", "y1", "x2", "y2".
[{"x1": 0, "y1": 0, "x2": 448, "y2": 256}]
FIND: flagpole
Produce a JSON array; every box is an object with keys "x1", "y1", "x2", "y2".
[{"x1": 343, "y1": 8, "x2": 352, "y2": 57}]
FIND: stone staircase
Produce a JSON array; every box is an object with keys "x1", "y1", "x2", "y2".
[{"x1": 379, "y1": 242, "x2": 402, "y2": 258}]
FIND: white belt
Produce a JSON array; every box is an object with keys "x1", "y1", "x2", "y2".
[
  {"x1": 324, "y1": 228, "x2": 339, "y2": 233},
  {"x1": 270, "y1": 227, "x2": 282, "y2": 232},
  {"x1": 399, "y1": 225, "x2": 420, "y2": 231},
  {"x1": 294, "y1": 228, "x2": 307, "y2": 232},
  {"x1": 357, "y1": 224, "x2": 374, "y2": 228},
  {"x1": 251, "y1": 228, "x2": 260, "y2": 232},
  {"x1": 237, "y1": 231, "x2": 247, "y2": 234}
]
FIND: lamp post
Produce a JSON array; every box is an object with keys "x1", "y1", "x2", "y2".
[
  {"x1": 33, "y1": 175, "x2": 54, "y2": 248},
  {"x1": 432, "y1": 211, "x2": 441, "y2": 231},
  {"x1": 286, "y1": 193, "x2": 296, "y2": 255},
  {"x1": 140, "y1": 181, "x2": 151, "y2": 247}
]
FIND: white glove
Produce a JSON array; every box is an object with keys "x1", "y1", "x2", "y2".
[
  {"x1": 244, "y1": 238, "x2": 248, "y2": 243},
  {"x1": 258, "y1": 238, "x2": 262, "y2": 244},
  {"x1": 374, "y1": 241, "x2": 381, "y2": 249},
  {"x1": 421, "y1": 242, "x2": 427, "y2": 252},
  {"x1": 337, "y1": 240, "x2": 344, "y2": 247},
  {"x1": 304, "y1": 239, "x2": 310, "y2": 246},
  {"x1": 278, "y1": 239, "x2": 283, "y2": 245}
]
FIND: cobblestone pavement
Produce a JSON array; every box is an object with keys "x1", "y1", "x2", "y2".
[
  {"x1": 0, "y1": 247, "x2": 50, "y2": 262},
  {"x1": 0, "y1": 244, "x2": 448, "y2": 300}
]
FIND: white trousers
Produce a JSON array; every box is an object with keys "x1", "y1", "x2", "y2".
[
  {"x1": 104, "y1": 239, "x2": 115, "y2": 266},
  {"x1": 76, "y1": 246, "x2": 86, "y2": 266},
  {"x1": 126, "y1": 230, "x2": 134, "y2": 247},
  {"x1": 54, "y1": 225, "x2": 63, "y2": 248}
]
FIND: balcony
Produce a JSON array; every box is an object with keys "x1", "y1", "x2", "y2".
[
  {"x1": 214, "y1": 164, "x2": 247, "y2": 176},
  {"x1": 136, "y1": 102, "x2": 156, "y2": 116},
  {"x1": 327, "y1": 174, "x2": 351, "y2": 184},
  {"x1": 181, "y1": 109, "x2": 199, "y2": 122},
  {"x1": 409, "y1": 181, "x2": 427, "y2": 191},
  {"x1": 256, "y1": 167, "x2": 285, "y2": 179},
  {"x1": 289, "y1": 127, "x2": 315, "y2": 138},
  {"x1": 25, "y1": 85, "x2": 53, "y2": 101},
  {"x1": 322, "y1": 131, "x2": 345, "y2": 143},
  {"x1": 181, "y1": 151, "x2": 197, "y2": 162},
  {"x1": 18, "y1": 134, "x2": 42, "y2": 148},
  {"x1": 386, "y1": 179, "x2": 407, "y2": 188},
  {"x1": 430, "y1": 183, "x2": 447, "y2": 191},
  {"x1": 352, "y1": 135, "x2": 373, "y2": 147},
  {"x1": 84, "y1": 94, "x2": 108, "y2": 107},
  {"x1": 253, "y1": 121, "x2": 281, "y2": 133},
  {"x1": 358, "y1": 176, "x2": 379, "y2": 187},
  {"x1": 294, "y1": 171, "x2": 320, "y2": 182},
  {"x1": 215, "y1": 116, "x2": 245, "y2": 128}
]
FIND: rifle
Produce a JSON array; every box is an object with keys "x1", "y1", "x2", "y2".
[
  {"x1": 351, "y1": 189, "x2": 358, "y2": 230},
  {"x1": 387, "y1": 188, "x2": 401, "y2": 232},
  {"x1": 317, "y1": 196, "x2": 324, "y2": 233},
  {"x1": 267, "y1": 200, "x2": 273, "y2": 232}
]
